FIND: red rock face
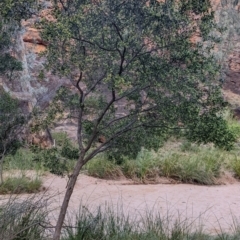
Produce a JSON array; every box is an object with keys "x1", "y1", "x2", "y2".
[{"x1": 212, "y1": 0, "x2": 240, "y2": 99}]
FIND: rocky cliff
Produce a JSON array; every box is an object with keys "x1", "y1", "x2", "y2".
[{"x1": 0, "y1": 0, "x2": 240, "y2": 112}]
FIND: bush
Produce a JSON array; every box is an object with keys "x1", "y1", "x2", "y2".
[
  {"x1": 231, "y1": 158, "x2": 240, "y2": 178},
  {"x1": 186, "y1": 113, "x2": 236, "y2": 151},
  {"x1": 33, "y1": 148, "x2": 69, "y2": 176},
  {"x1": 86, "y1": 155, "x2": 122, "y2": 179},
  {"x1": 157, "y1": 150, "x2": 223, "y2": 185},
  {"x1": 4, "y1": 148, "x2": 43, "y2": 171}
]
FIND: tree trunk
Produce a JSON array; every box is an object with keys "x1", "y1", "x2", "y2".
[
  {"x1": 53, "y1": 152, "x2": 86, "y2": 240},
  {"x1": 0, "y1": 148, "x2": 6, "y2": 185},
  {"x1": 0, "y1": 157, "x2": 3, "y2": 185}
]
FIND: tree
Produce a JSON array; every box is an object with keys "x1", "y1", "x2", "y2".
[
  {"x1": 0, "y1": 90, "x2": 25, "y2": 184},
  {"x1": 40, "y1": 0, "x2": 234, "y2": 238},
  {"x1": 0, "y1": 0, "x2": 38, "y2": 184}
]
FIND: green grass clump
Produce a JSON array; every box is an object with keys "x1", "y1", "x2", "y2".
[
  {"x1": 0, "y1": 176, "x2": 42, "y2": 194},
  {"x1": 231, "y1": 159, "x2": 240, "y2": 178},
  {"x1": 157, "y1": 149, "x2": 222, "y2": 184},
  {"x1": 86, "y1": 155, "x2": 122, "y2": 179},
  {"x1": 4, "y1": 148, "x2": 44, "y2": 171},
  {"x1": 86, "y1": 139, "x2": 240, "y2": 185}
]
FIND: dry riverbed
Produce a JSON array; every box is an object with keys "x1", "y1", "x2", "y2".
[{"x1": 34, "y1": 173, "x2": 240, "y2": 234}]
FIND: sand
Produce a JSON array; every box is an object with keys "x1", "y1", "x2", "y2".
[{"x1": 39, "y1": 173, "x2": 240, "y2": 234}]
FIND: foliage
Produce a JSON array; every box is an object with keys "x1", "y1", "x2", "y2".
[
  {"x1": 86, "y1": 139, "x2": 240, "y2": 185},
  {"x1": 33, "y1": 147, "x2": 68, "y2": 176},
  {"x1": 231, "y1": 158, "x2": 240, "y2": 178},
  {"x1": 186, "y1": 113, "x2": 236, "y2": 150},
  {"x1": 40, "y1": 0, "x2": 237, "y2": 237},
  {"x1": 0, "y1": 0, "x2": 37, "y2": 22},
  {"x1": 4, "y1": 148, "x2": 43, "y2": 171},
  {"x1": 63, "y1": 204, "x2": 240, "y2": 240},
  {"x1": 40, "y1": 0, "x2": 233, "y2": 162},
  {"x1": 0, "y1": 196, "x2": 50, "y2": 239},
  {"x1": 0, "y1": 91, "x2": 25, "y2": 153},
  {"x1": 0, "y1": 90, "x2": 26, "y2": 184},
  {"x1": 30, "y1": 132, "x2": 78, "y2": 176},
  {"x1": 0, "y1": 176, "x2": 42, "y2": 194},
  {"x1": 86, "y1": 154, "x2": 122, "y2": 179},
  {"x1": 0, "y1": 0, "x2": 38, "y2": 77}
]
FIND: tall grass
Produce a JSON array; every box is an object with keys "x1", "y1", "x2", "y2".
[
  {"x1": 4, "y1": 148, "x2": 45, "y2": 172},
  {"x1": 63, "y1": 204, "x2": 240, "y2": 240},
  {"x1": 0, "y1": 195, "x2": 51, "y2": 240},
  {"x1": 0, "y1": 176, "x2": 42, "y2": 194},
  {"x1": 86, "y1": 140, "x2": 240, "y2": 184}
]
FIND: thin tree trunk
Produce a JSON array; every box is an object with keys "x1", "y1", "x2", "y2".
[
  {"x1": 53, "y1": 152, "x2": 86, "y2": 240},
  {"x1": 0, "y1": 157, "x2": 3, "y2": 185},
  {"x1": 0, "y1": 148, "x2": 6, "y2": 185}
]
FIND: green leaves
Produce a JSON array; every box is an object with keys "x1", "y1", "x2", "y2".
[
  {"x1": 186, "y1": 113, "x2": 236, "y2": 150},
  {"x1": 0, "y1": 90, "x2": 25, "y2": 155},
  {"x1": 40, "y1": 0, "x2": 235, "y2": 159}
]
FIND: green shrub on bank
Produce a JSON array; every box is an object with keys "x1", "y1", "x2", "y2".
[
  {"x1": 231, "y1": 158, "x2": 240, "y2": 178},
  {"x1": 86, "y1": 141, "x2": 240, "y2": 185},
  {"x1": 158, "y1": 151, "x2": 222, "y2": 184},
  {"x1": 4, "y1": 148, "x2": 43, "y2": 171},
  {"x1": 0, "y1": 176, "x2": 42, "y2": 194},
  {"x1": 4, "y1": 132, "x2": 78, "y2": 176},
  {"x1": 86, "y1": 155, "x2": 122, "y2": 179},
  {"x1": 52, "y1": 132, "x2": 79, "y2": 160}
]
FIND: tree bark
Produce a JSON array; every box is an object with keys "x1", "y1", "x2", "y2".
[
  {"x1": 0, "y1": 157, "x2": 3, "y2": 185},
  {"x1": 53, "y1": 152, "x2": 86, "y2": 240},
  {"x1": 0, "y1": 148, "x2": 6, "y2": 185}
]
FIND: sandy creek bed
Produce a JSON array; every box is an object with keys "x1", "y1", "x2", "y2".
[
  {"x1": 1, "y1": 173, "x2": 240, "y2": 235},
  {"x1": 44, "y1": 174, "x2": 240, "y2": 234}
]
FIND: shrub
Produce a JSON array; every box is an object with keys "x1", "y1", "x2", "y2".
[
  {"x1": 0, "y1": 176, "x2": 42, "y2": 194},
  {"x1": 86, "y1": 156, "x2": 122, "y2": 179},
  {"x1": 4, "y1": 148, "x2": 42, "y2": 171},
  {"x1": 34, "y1": 148, "x2": 68, "y2": 176},
  {"x1": 231, "y1": 158, "x2": 240, "y2": 178}
]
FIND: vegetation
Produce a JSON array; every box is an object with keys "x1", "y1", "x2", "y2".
[
  {"x1": 63, "y1": 204, "x2": 240, "y2": 240},
  {"x1": 0, "y1": 176, "x2": 42, "y2": 194},
  {"x1": 0, "y1": 91, "x2": 25, "y2": 185},
  {"x1": 0, "y1": 195, "x2": 50, "y2": 240},
  {"x1": 39, "y1": 0, "x2": 238, "y2": 237},
  {"x1": 3, "y1": 132, "x2": 78, "y2": 176},
  {"x1": 0, "y1": 0, "x2": 38, "y2": 185},
  {"x1": 0, "y1": 0, "x2": 37, "y2": 76},
  {"x1": 0, "y1": 0, "x2": 240, "y2": 239},
  {"x1": 86, "y1": 138, "x2": 240, "y2": 184}
]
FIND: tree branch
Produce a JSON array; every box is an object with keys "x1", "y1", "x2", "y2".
[
  {"x1": 85, "y1": 72, "x2": 107, "y2": 97},
  {"x1": 84, "y1": 88, "x2": 116, "y2": 152}
]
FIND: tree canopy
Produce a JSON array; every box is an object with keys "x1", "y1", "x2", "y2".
[{"x1": 39, "y1": 0, "x2": 236, "y2": 238}]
